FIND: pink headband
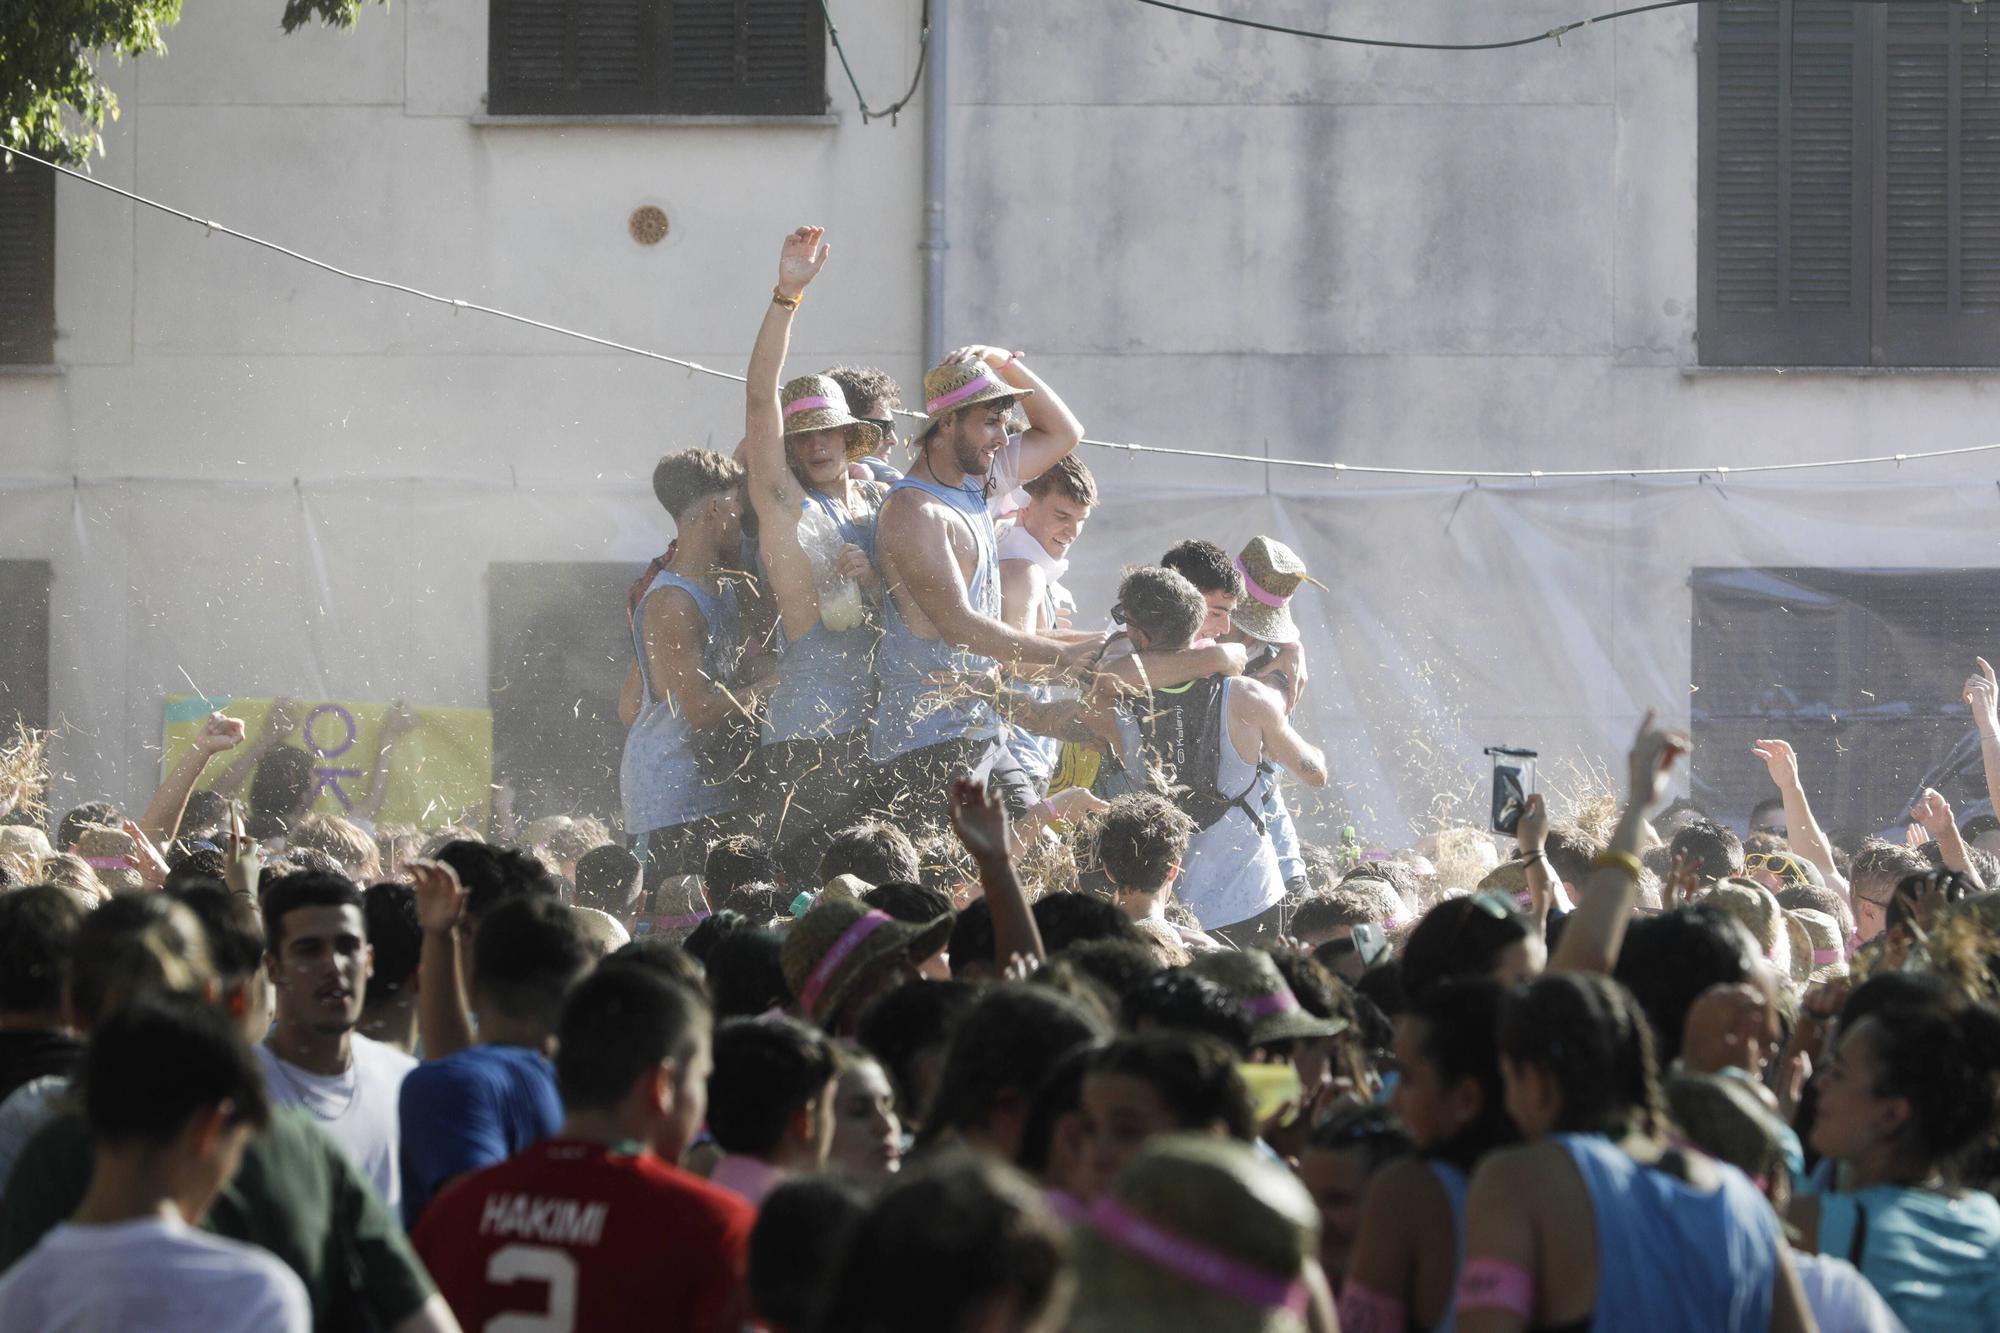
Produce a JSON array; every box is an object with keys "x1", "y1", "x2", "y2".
[
  {"x1": 926, "y1": 368, "x2": 1006, "y2": 415},
  {"x1": 799, "y1": 910, "x2": 895, "y2": 1016},
  {"x1": 84, "y1": 856, "x2": 130, "y2": 871},
  {"x1": 651, "y1": 911, "x2": 709, "y2": 932},
  {"x1": 1243, "y1": 989, "x2": 1300, "y2": 1019},
  {"x1": 1233, "y1": 556, "x2": 1289, "y2": 609},
  {"x1": 785, "y1": 395, "x2": 837, "y2": 416},
  {"x1": 1812, "y1": 947, "x2": 1841, "y2": 966},
  {"x1": 1090, "y1": 1196, "x2": 1308, "y2": 1314}
]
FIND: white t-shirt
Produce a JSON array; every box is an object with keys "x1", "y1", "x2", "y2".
[
  {"x1": 1793, "y1": 1252, "x2": 1910, "y2": 1333},
  {"x1": 257, "y1": 1034, "x2": 415, "y2": 1210},
  {"x1": 0, "y1": 1213, "x2": 309, "y2": 1332}
]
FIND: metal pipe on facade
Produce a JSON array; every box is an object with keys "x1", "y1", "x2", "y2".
[{"x1": 919, "y1": 0, "x2": 948, "y2": 375}]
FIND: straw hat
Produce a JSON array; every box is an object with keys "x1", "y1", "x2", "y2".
[
  {"x1": 1231, "y1": 537, "x2": 1315, "y2": 647},
  {"x1": 782, "y1": 373, "x2": 882, "y2": 461},
  {"x1": 1787, "y1": 908, "x2": 1848, "y2": 984},
  {"x1": 920, "y1": 357, "x2": 1033, "y2": 430},
  {"x1": 1664, "y1": 1072, "x2": 1788, "y2": 1196},
  {"x1": 781, "y1": 894, "x2": 952, "y2": 1026},
  {"x1": 1069, "y1": 1135, "x2": 1319, "y2": 1333},
  {"x1": 72, "y1": 824, "x2": 143, "y2": 893},
  {"x1": 1188, "y1": 950, "x2": 1348, "y2": 1047},
  {"x1": 1701, "y1": 877, "x2": 1790, "y2": 977},
  {"x1": 0, "y1": 824, "x2": 52, "y2": 879}
]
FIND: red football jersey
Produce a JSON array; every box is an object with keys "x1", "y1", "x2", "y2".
[{"x1": 412, "y1": 1138, "x2": 754, "y2": 1333}]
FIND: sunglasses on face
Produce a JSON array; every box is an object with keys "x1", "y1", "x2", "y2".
[
  {"x1": 860, "y1": 416, "x2": 897, "y2": 439},
  {"x1": 1742, "y1": 852, "x2": 1805, "y2": 884}
]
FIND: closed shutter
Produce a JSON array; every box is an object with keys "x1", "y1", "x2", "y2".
[
  {"x1": 1700, "y1": 0, "x2": 1872, "y2": 366},
  {"x1": 489, "y1": 0, "x2": 823, "y2": 116},
  {"x1": 0, "y1": 156, "x2": 55, "y2": 365},
  {"x1": 1873, "y1": 3, "x2": 2000, "y2": 365}
]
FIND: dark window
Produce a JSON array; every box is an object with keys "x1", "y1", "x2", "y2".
[
  {"x1": 1699, "y1": 1, "x2": 2000, "y2": 366},
  {"x1": 1690, "y1": 567, "x2": 2000, "y2": 835},
  {"x1": 0, "y1": 157, "x2": 55, "y2": 365},
  {"x1": 0, "y1": 562, "x2": 51, "y2": 733},
  {"x1": 489, "y1": 0, "x2": 826, "y2": 116}
]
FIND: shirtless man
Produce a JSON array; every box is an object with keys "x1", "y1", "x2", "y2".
[{"x1": 868, "y1": 348, "x2": 1099, "y2": 828}]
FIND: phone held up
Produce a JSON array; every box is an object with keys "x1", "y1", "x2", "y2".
[{"x1": 1483, "y1": 746, "x2": 1539, "y2": 836}]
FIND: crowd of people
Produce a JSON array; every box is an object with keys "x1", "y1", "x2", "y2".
[{"x1": 0, "y1": 225, "x2": 1997, "y2": 1330}]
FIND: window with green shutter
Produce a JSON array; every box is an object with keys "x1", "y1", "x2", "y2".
[
  {"x1": 1700, "y1": 0, "x2": 2000, "y2": 366},
  {"x1": 0, "y1": 156, "x2": 56, "y2": 366},
  {"x1": 488, "y1": 0, "x2": 826, "y2": 116}
]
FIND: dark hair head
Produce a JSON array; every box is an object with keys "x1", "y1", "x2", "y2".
[
  {"x1": 1114, "y1": 566, "x2": 1204, "y2": 651},
  {"x1": 162, "y1": 850, "x2": 228, "y2": 897},
  {"x1": 1121, "y1": 969, "x2": 1253, "y2": 1055},
  {"x1": 70, "y1": 894, "x2": 215, "y2": 1029},
  {"x1": 1089, "y1": 1031, "x2": 1255, "y2": 1142},
  {"x1": 1671, "y1": 818, "x2": 1745, "y2": 883},
  {"x1": 1355, "y1": 958, "x2": 1407, "y2": 1019},
  {"x1": 555, "y1": 965, "x2": 709, "y2": 1112},
  {"x1": 818, "y1": 822, "x2": 920, "y2": 888},
  {"x1": 1748, "y1": 796, "x2": 1787, "y2": 832},
  {"x1": 863, "y1": 881, "x2": 955, "y2": 927},
  {"x1": 1850, "y1": 837, "x2": 1930, "y2": 893},
  {"x1": 1542, "y1": 825, "x2": 1605, "y2": 887},
  {"x1": 1399, "y1": 894, "x2": 1534, "y2": 1006},
  {"x1": 57, "y1": 802, "x2": 121, "y2": 852},
  {"x1": 0, "y1": 886, "x2": 87, "y2": 1015},
  {"x1": 1096, "y1": 794, "x2": 1196, "y2": 893},
  {"x1": 706, "y1": 834, "x2": 782, "y2": 898},
  {"x1": 437, "y1": 840, "x2": 559, "y2": 921},
  {"x1": 708, "y1": 1016, "x2": 841, "y2": 1155},
  {"x1": 1031, "y1": 892, "x2": 1144, "y2": 955},
  {"x1": 80, "y1": 992, "x2": 268, "y2": 1147},
  {"x1": 749, "y1": 1175, "x2": 871, "y2": 1330},
  {"x1": 718, "y1": 884, "x2": 791, "y2": 922},
  {"x1": 246, "y1": 748, "x2": 315, "y2": 840},
  {"x1": 1054, "y1": 938, "x2": 1162, "y2": 1003},
  {"x1": 1612, "y1": 905, "x2": 1758, "y2": 1062},
  {"x1": 947, "y1": 899, "x2": 994, "y2": 980},
  {"x1": 1017, "y1": 1041, "x2": 1104, "y2": 1176},
  {"x1": 606, "y1": 936, "x2": 708, "y2": 997},
  {"x1": 683, "y1": 908, "x2": 750, "y2": 964},
  {"x1": 825, "y1": 365, "x2": 902, "y2": 415},
  {"x1": 815, "y1": 1151, "x2": 1069, "y2": 1333},
  {"x1": 1852, "y1": 998, "x2": 2000, "y2": 1165},
  {"x1": 651, "y1": 447, "x2": 745, "y2": 521},
  {"x1": 575, "y1": 844, "x2": 644, "y2": 915},
  {"x1": 703, "y1": 927, "x2": 792, "y2": 1019},
  {"x1": 363, "y1": 881, "x2": 422, "y2": 995},
  {"x1": 854, "y1": 978, "x2": 981, "y2": 1125},
  {"x1": 259, "y1": 869, "x2": 365, "y2": 955},
  {"x1": 472, "y1": 894, "x2": 593, "y2": 1024},
  {"x1": 1776, "y1": 883, "x2": 1848, "y2": 922},
  {"x1": 922, "y1": 985, "x2": 1110, "y2": 1145},
  {"x1": 1887, "y1": 868, "x2": 1978, "y2": 935},
  {"x1": 1159, "y1": 539, "x2": 1243, "y2": 599},
  {"x1": 1501, "y1": 973, "x2": 1664, "y2": 1137},
  {"x1": 1023, "y1": 453, "x2": 1098, "y2": 509},
  {"x1": 180, "y1": 789, "x2": 229, "y2": 838},
  {"x1": 167, "y1": 884, "x2": 266, "y2": 990},
  {"x1": 1406, "y1": 978, "x2": 1519, "y2": 1171},
  {"x1": 1306, "y1": 1101, "x2": 1413, "y2": 1171}
]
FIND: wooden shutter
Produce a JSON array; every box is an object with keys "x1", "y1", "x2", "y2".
[
  {"x1": 0, "y1": 156, "x2": 55, "y2": 365},
  {"x1": 1701, "y1": 0, "x2": 1872, "y2": 365},
  {"x1": 489, "y1": 0, "x2": 654, "y2": 114},
  {"x1": 666, "y1": 0, "x2": 824, "y2": 115},
  {"x1": 1873, "y1": 3, "x2": 2000, "y2": 365}
]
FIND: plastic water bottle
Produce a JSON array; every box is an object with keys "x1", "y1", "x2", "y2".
[{"x1": 798, "y1": 502, "x2": 865, "y2": 632}]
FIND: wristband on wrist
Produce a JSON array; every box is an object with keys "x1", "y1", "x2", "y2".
[
  {"x1": 772, "y1": 286, "x2": 803, "y2": 310},
  {"x1": 1520, "y1": 848, "x2": 1550, "y2": 865},
  {"x1": 1591, "y1": 849, "x2": 1643, "y2": 881}
]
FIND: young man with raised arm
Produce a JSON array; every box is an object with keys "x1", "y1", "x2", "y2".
[{"x1": 741, "y1": 226, "x2": 892, "y2": 883}]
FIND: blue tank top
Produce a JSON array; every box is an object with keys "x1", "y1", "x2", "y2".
[
  {"x1": 1555, "y1": 1133, "x2": 1779, "y2": 1333},
  {"x1": 763, "y1": 489, "x2": 881, "y2": 745},
  {"x1": 1172, "y1": 679, "x2": 1284, "y2": 929},
  {"x1": 620, "y1": 570, "x2": 738, "y2": 835},
  {"x1": 870, "y1": 471, "x2": 1002, "y2": 761},
  {"x1": 1816, "y1": 1184, "x2": 2000, "y2": 1333},
  {"x1": 1427, "y1": 1159, "x2": 1468, "y2": 1333}
]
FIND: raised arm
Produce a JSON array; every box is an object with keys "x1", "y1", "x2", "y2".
[
  {"x1": 1548, "y1": 712, "x2": 1686, "y2": 976},
  {"x1": 1751, "y1": 738, "x2": 1850, "y2": 901},
  {"x1": 1913, "y1": 787, "x2": 1985, "y2": 888},
  {"x1": 410, "y1": 858, "x2": 474, "y2": 1061},
  {"x1": 950, "y1": 777, "x2": 1046, "y2": 965},
  {"x1": 138, "y1": 712, "x2": 245, "y2": 845},
  {"x1": 1964, "y1": 656, "x2": 2000, "y2": 824},
  {"x1": 210, "y1": 697, "x2": 300, "y2": 798},
  {"x1": 744, "y1": 227, "x2": 828, "y2": 639},
  {"x1": 639, "y1": 588, "x2": 772, "y2": 731},
  {"x1": 1241, "y1": 676, "x2": 1327, "y2": 787},
  {"x1": 1099, "y1": 640, "x2": 1248, "y2": 691},
  {"x1": 945, "y1": 345, "x2": 1083, "y2": 483}
]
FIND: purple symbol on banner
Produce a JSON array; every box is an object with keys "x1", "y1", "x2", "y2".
[{"x1": 304, "y1": 705, "x2": 362, "y2": 810}]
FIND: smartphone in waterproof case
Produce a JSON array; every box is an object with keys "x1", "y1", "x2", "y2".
[
  {"x1": 1483, "y1": 746, "x2": 1538, "y2": 835},
  {"x1": 1237, "y1": 1063, "x2": 1303, "y2": 1124}
]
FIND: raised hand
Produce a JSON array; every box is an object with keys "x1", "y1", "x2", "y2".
[
  {"x1": 121, "y1": 819, "x2": 171, "y2": 889},
  {"x1": 1750, "y1": 737, "x2": 1801, "y2": 792},
  {"x1": 944, "y1": 344, "x2": 1016, "y2": 369},
  {"x1": 264, "y1": 697, "x2": 302, "y2": 741},
  {"x1": 1911, "y1": 787, "x2": 1956, "y2": 842},
  {"x1": 1966, "y1": 657, "x2": 2000, "y2": 738},
  {"x1": 1626, "y1": 709, "x2": 1690, "y2": 814},
  {"x1": 223, "y1": 802, "x2": 262, "y2": 900},
  {"x1": 193, "y1": 712, "x2": 247, "y2": 756},
  {"x1": 949, "y1": 776, "x2": 1013, "y2": 865},
  {"x1": 1663, "y1": 850, "x2": 1702, "y2": 908},
  {"x1": 776, "y1": 225, "x2": 829, "y2": 300},
  {"x1": 1515, "y1": 791, "x2": 1549, "y2": 856},
  {"x1": 408, "y1": 858, "x2": 468, "y2": 936}
]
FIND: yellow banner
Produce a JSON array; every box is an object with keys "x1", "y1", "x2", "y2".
[{"x1": 162, "y1": 695, "x2": 493, "y2": 828}]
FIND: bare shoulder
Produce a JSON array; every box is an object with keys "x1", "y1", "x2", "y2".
[
  {"x1": 1362, "y1": 1156, "x2": 1451, "y2": 1228},
  {"x1": 1229, "y1": 673, "x2": 1285, "y2": 716},
  {"x1": 1471, "y1": 1141, "x2": 1570, "y2": 1196}
]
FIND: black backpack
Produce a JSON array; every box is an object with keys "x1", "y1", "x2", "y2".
[{"x1": 1122, "y1": 676, "x2": 1265, "y2": 834}]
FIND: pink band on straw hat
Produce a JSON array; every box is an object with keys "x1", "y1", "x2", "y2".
[
  {"x1": 785, "y1": 395, "x2": 837, "y2": 416},
  {"x1": 799, "y1": 910, "x2": 894, "y2": 1015},
  {"x1": 85, "y1": 856, "x2": 130, "y2": 871},
  {"x1": 1089, "y1": 1197, "x2": 1309, "y2": 1314},
  {"x1": 1234, "y1": 556, "x2": 1288, "y2": 608},
  {"x1": 1812, "y1": 947, "x2": 1842, "y2": 966},
  {"x1": 926, "y1": 367, "x2": 1007, "y2": 415},
  {"x1": 1243, "y1": 990, "x2": 1301, "y2": 1019}
]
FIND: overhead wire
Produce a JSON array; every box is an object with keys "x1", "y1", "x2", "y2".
[
  {"x1": 1127, "y1": 0, "x2": 1704, "y2": 52},
  {"x1": 821, "y1": 0, "x2": 931, "y2": 123},
  {"x1": 6, "y1": 140, "x2": 2000, "y2": 484}
]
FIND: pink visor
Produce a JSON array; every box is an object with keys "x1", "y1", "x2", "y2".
[
  {"x1": 798, "y1": 910, "x2": 895, "y2": 1016},
  {"x1": 1234, "y1": 556, "x2": 1289, "y2": 609},
  {"x1": 1243, "y1": 990, "x2": 1300, "y2": 1019},
  {"x1": 926, "y1": 367, "x2": 1007, "y2": 415},
  {"x1": 1090, "y1": 1196, "x2": 1309, "y2": 1314},
  {"x1": 784, "y1": 395, "x2": 837, "y2": 416}
]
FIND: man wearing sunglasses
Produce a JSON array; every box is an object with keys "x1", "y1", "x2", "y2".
[{"x1": 828, "y1": 365, "x2": 906, "y2": 485}]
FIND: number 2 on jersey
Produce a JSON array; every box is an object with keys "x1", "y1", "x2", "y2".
[{"x1": 484, "y1": 1244, "x2": 579, "y2": 1333}]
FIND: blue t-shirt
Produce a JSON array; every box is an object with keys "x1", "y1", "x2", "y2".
[
  {"x1": 1817, "y1": 1184, "x2": 2000, "y2": 1333},
  {"x1": 397, "y1": 1045, "x2": 562, "y2": 1228}
]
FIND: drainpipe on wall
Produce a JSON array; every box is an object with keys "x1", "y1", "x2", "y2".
[{"x1": 919, "y1": 0, "x2": 948, "y2": 376}]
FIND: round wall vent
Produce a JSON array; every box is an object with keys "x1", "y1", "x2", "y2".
[{"x1": 628, "y1": 205, "x2": 670, "y2": 246}]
